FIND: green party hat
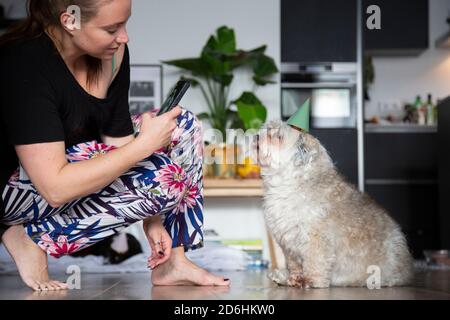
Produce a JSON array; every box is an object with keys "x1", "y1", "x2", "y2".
[{"x1": 287, "y1": 98, "x2": 310, "y2": 132}]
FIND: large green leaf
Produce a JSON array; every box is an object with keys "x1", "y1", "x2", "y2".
[
  {"x1": 199, "y1": 26, "x2": 238, "y2": 82},
  {"x1": 253, "y1": 75, "x2": 277, "y2": 86},
  {"x1": 217, "y1": 26, "x2": 236, "y2": 53},
  {"x1": 231, "y1": 45, "x2": 267, "y2": 69},
  {"x1": 161, "y1": 58, "x2": 209, "y2": 77},
  {"x1": 201, "y1": 53, "x2": 230, "y2": 78},
  {"x1": 253, "y1": 55, "x2": 278, "y2": 77},
  {"x1": 201, "y1": 39, "x2": 232, "y2": 78},
  {"x1": 203, "y1": 26, "x2": 236, "y2": 54},
  {"x1": 233, "y1": 92, "x2": 267, "y2": 130},
  {"x1": 212, "y1": 74, "x2": 234, "y2": 86}
]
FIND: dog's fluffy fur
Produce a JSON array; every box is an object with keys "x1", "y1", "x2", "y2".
[{"x1": 256, "y1": 121, "x2": 414, "y2": 288}]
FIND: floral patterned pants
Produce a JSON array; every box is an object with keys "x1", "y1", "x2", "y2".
[{"x1": 1, "y1": 109, "x2": 205, "y2": 258}]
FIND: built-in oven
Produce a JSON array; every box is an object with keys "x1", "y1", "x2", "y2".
[{"x1": 281, "y1": 62, "x2": 357, "y2": 128}]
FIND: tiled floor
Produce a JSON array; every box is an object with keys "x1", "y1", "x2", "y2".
[{"x1": 0, "y1": 268, "x2": 450, "y2": 300}]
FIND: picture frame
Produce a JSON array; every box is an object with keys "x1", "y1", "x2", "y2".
[
  {"x1": 0, "y1": 0, "x2": 27, "y2": 31},
  {"x1": 129, "y1": 64, "x2": 163, "y2": 115}
]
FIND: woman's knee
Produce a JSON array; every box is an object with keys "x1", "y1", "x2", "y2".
[
  {"x1": 177, "y1": 108, "x2": 203, "y2": 132},
  {"x1": 130, "y1": 108, "x2": 202, "y2": 135}
]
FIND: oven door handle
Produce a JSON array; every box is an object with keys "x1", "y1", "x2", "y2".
[{"x1": 281, "y1": 82, "x2": 355, "y2": 89}]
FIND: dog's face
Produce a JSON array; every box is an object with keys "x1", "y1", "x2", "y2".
[{"x1": 253, "y1": 120, "x2": 330, "y2": 172}]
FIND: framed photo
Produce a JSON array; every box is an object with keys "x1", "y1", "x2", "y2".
[
  {"x1": 129, "y1": 64, "x2": 163, "y2": 115},
  {"x1": 0, "y1": 0, "x2": 27, "y2": 31}
]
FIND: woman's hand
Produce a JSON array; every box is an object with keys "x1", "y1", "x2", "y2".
[
  {"x1": 135, "y1": 106, "x2": 182, "y2": 157},
  {"x1": 143, "y1": 216, "x2": 172, "y2": 269}
]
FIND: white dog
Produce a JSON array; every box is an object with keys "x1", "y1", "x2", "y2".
[{"x1": 255, "y1": 121, "x2": 414, "y2": 288}]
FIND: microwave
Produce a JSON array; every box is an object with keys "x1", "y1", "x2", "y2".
[{"x1": 281, "y1": 63, "x2": 357, "y2": 128}]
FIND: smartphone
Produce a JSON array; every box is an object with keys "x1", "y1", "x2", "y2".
[{"x1": 157, "y1": 80, "x2": 190, "y2": 116}]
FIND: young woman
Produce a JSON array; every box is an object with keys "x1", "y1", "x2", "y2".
[{"x1": 0, "y1": 0, "x2": 230, "y2": 291}]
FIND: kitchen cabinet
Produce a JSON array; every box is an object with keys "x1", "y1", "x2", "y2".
[
  {"x1": 365, "y1": 132, "x2": 437, "y2": 180},
  {"x1": 363, "y1": 0, "x2": 429, "y2": 55},
  {"x1": 310, "y1": 129, "x2": 358, "y2": 186},
  {"x1": 438, "y1": 97, "x2": 450, "y2": 251},
  {"x1": 366, "y1": 184, "x2": 439, "y2": 258},
  {"x1": 281, "y1": 0, "x2": 357, "y2": 62},
  {"x1": 364, "y1": 131, "x2": 439, "y2": 258}
]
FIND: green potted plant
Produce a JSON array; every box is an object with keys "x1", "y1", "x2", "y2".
[
  {"x1": 162, "y1": 26, "x2": 278, "y2": 178},
  {"x1": 162, "y1": 25, "x2": 278, "y2": 137}
]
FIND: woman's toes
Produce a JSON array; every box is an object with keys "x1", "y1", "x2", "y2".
[
  {"x1": 29, "y1": 280, "x2": 41, "y2": 291},
  {"x1": 201, "y1": 273, "x2": 229, "y2": 286},
  {"x1": 36, "y1": 281, "x2": 47, "y2": 291},
  {"x1": 38, "y1": 281, "x2": 55, "y2": 291},
  {"x1": 43, "y1": 281, "x2": 56, "y2": 291},
  {"x1": 215, "y1": 278, "x2": 231, "y2": 286},
  {"x1": 51, "y1": 281, "x2": 66, "y2": 290},
  {"x1": 58, "y1": 281, "x2": 69, "y2": 290}
]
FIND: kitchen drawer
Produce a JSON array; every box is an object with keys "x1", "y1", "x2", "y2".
[
  {"x1": 365, "y1": 184, "x2": 439, "y2": 258},
  {"x1": 364, "y1": 133, "x2": 437, "y2": 180},
  {"x1": 365, "y1": 184, "x2": 439, "y2": 230},
  {"x1": 366, "y1": 184, "x2": 440, "y2": 258}
]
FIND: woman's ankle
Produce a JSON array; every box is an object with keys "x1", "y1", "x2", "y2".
[{"x1": 169, "y1": 246, "x2": 188, "y2": 263}]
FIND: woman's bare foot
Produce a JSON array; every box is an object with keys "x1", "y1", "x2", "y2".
[
  {"x1": 151, "y1": 247, "x2": 230, "y2": 286},
  {"x1": 1, "y1": 225, "x2": 68, "y2": 291}
]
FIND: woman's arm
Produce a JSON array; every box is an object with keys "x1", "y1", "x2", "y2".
[
  {"x1": 101, "y1": 134, "x2": 135, "y2": 148},
  {"x1": 15, "y1": 134, "x2": 152, "y2": 208},
  {"x1": 15, "y1": 107, "x2": 180, "y2": 208}
]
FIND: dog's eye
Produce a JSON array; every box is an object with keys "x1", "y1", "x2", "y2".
[{"x1": 275, "y1": 131, "x2": 283, "y2": 139}]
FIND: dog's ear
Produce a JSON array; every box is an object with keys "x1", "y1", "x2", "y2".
[
  {"x1": 293, "y1": 132, "x2": 320, "y2": 167},
  {"x1": 293, "y1": 136, "x2": 309, "y2": 166}
]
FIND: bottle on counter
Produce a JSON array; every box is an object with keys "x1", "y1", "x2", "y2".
[
  {"x1": 414, "y1": 95, "x2": 426, "y2": 125},
  {"x1": 425, "y1": 94, "x2": 435, "y2": 125},
  {"x1": 418, "y1": 107, "x2": 427, "y2": 125}
]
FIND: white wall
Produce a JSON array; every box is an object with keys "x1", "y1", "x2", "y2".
[
  {"x1": 365, "y1": 0, "x2": 450, "y2": 118},
  {"x1": 127, "y1": 0, "x2": 281, "y2": 259},
  {"x1": 128, "y1": 0, "x2": 281, "y2": 121}
]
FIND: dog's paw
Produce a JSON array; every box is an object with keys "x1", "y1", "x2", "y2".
[
  {"x1": 267, "y1": 269, "x2": 289, "y2": 286},
  {"x1": 309, "y1": 277, "x2": 331, "y2": 289},
  {"x1": 287, "y1": 274, "x2": 313, "y2": 288}
]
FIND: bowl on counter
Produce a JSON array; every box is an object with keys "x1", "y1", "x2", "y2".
[{"x1": 423, "y1": 250, "x2": 450, "y2": 266}]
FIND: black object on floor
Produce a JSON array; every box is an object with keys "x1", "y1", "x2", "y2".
[{"x1": 70, "y1": 232, "x2": 143, "y2": 265}]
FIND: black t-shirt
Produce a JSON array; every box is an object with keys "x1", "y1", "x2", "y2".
[{"x1": 0, "y1": 33, "x2": 134, "y2": 217}]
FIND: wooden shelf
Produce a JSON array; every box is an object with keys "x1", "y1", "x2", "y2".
[{"x1": 203, "y1": 178, "x2": 263, "y2": 197}]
